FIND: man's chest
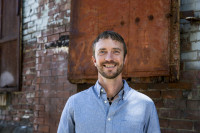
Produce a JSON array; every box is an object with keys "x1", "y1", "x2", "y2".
[{"x1": 73, "y1": 99, "x2": 148, "y2": 133}]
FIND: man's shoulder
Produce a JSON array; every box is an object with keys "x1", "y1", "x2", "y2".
[
  {"x1": 68, "y1": 85, "x2": 94, "y2": 101},
  {"x1": 129, "y1": 88, "x2": 154, "y2": 104}
]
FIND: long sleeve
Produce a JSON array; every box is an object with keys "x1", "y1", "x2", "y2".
[
  {"x1": 57, "y1": 97, "x2": 75, "y2": 133},
  {"x1": 145, "y1": 103, "x2": 161, "y2": 133}
]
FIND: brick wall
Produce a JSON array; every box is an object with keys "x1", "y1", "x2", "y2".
[
  {"x1": 1, "y1": 0, "x2": 77, "y2": 132},
  {"x1": 0, "y1": 0, "x2": 200, "y2": 133}
]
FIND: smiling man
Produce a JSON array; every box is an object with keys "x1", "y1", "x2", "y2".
[{"x1": 57, "y1": 31, "x2": 161, "y2": 133}]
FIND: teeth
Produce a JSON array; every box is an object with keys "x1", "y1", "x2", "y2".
[{"x1": 105, "y1": 65, "x2": 115, "y2": 68}]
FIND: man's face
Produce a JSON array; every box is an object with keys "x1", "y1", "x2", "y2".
[{"x1": 92, "y1": 38, "x2": 126, "y2": 79}]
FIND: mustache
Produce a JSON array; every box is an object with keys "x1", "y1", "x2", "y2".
[{"x1": 101, "y1": 61, "x2": 118, "y2": 65}]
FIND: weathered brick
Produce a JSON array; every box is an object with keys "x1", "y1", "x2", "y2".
[
  {"x1": 187, "y1": 100, "x2": 200, "y2": 110},
  {"x1": 141, "y1": 90, "x2": 161, "y2": 99},
  {"x1": 181, "y1": 51, "x2": 197, "y2": 60},
  {"x1": 35, "y1": 105, "x2": 45, "y2": 111},
  {"x1": 169, "y1": 120, "x2": 193, "y2": 130},
  {"x1": 47, "y1": 34, "x2": 59, "y2": 42},
  {"x1": 38, "y1": 125, "x2": 49, "y2": 132},
  {"x1": 34, "y1": 117, "x2": 44, "y2": 124},
  {"x1": 185, "y1": 61, "x2": 200, "y2": 70},
  {"x1": 161, "y1": 90, "x2": 183, "y2": 99},
  {"x1": 194, "y1": 121, "x2": 200, "y2": 131},
  {"x1": 60, "y1": 3, "x2": 70, "y2": 12}
]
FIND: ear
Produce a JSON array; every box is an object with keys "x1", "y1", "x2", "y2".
[
  {"x1": 92, "y1": 56, "x2": 97, "y2": 67},
  {"x1": 124, "y1": 55, "x2": 127, "y2": 65}
]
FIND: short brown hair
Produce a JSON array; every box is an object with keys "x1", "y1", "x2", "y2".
[{"x1": 92, "y1": 31, "x2": 127, "y2": 58}]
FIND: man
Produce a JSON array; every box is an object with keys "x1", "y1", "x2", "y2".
[{"x1": 57, "y1": 31, "x2": 161, "y2": 133}]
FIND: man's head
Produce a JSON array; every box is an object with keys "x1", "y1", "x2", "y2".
[
  {"x1": 92, "y1": 31, "x2": 127, "y2": 59},
  {"x1": 92, "y1": 31, "x2": 127, "y2": 79}
]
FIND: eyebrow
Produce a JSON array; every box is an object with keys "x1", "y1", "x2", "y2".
[
  {"x1": 98, "y1": 48, "x2": 106, "y2": 51},
  {"x1": 113, "y1": 48, "x2": 122, "y2": 51},
  {"x1": 98, "y1": 48, "x2": 122, "y2": 51}
]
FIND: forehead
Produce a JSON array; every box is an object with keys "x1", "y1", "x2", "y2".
[{"x1": 95, "y1": 38, "x2": 123, "y2": 50}]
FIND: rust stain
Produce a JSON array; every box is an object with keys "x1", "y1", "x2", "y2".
[{"x1": 68, "y1": 0, "x2": 179, "y2": 83}]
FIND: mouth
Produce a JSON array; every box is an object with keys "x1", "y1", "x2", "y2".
[{"x1": 103, "y1": 64, "x2": 116, "y2": 68}]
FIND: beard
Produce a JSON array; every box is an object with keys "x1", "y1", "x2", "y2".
[{"x1": 96, "y1": 60, "x2": 124, "y2": 79}]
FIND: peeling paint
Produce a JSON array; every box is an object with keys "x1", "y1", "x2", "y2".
[
  {"x1": 55, "y1": 0, "x2": 62, "y2": 5},
  {"x1": 0, "y1": 71, "x2": 14, "y2": 87},
  {"x1": 0, "y1": 94, "x2": 6, "y2": 106},
  {"x1": 53, "y1": 47, "x2": 69, "y2": 54}
]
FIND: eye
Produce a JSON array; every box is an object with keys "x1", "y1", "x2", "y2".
[
  {"x1": 98, "y1": 50, "x2": 106, "y2": 55},
  {"x1": 113, "y1": 50, "x2": 120, "y2": 54}
]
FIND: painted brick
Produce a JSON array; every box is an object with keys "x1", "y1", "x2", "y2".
[
  {"x1": 180, "y1": 3, "x2": 196, "y2": 11},
  {"x1": 181, "y1": 51, "x2": 197, "y2": 60},
  {"x1": 190, "y1": 32, "x2": 197, "y2": 42},
  {"x1": 185, "y1": 61, "x2": 200, "y2": 70},
  {"x1": 31, "y1": 14, "x2": 38, "y2": 21},
  {"x1": 196, "y1": 1, "x2": 200, "y2": 10},
  {"x1": 191, "y1": 41, "x2": 200, "y2": 50}
]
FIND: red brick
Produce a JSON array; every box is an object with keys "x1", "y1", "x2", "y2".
[
  {"x1": 13, "y1": 116, "x2": 20, "y2": 122},
  {"x1": 35, "y1": 105, "x2": 45, "y2": 111},
  {"x1": 54, "y1": 25, "x2": 65, "y2": 34},
  {"x1": 159, "y1": 118, "x2": 169, "y2": 128},
  {"x1": 169, "y1": 120, "x2": 193, "y2": 130},
  {"x1": 56, "y1": 91, "x2": 70, "y2": 98},
  {"x1": 187, "y1": 100, "x2": 200, "y2": 111},
  {"x1": 42, "y1": 28, "x2": 54, "y2": 37},
  {"x1": 33, "y1": 124, "x2": 38, "y2": 131},
  {"x1": 180, "y1": 70, "x2": 197, "y2": 81},
  {"x1": 161, "y1": 90, "x2": 183, "y2": 99},
  {"x1": 52, "y1": 54, "x2": 66, "y2": 62},
  {"x1": 40, "y1": 70, "x2": 51, "y2": 76},
  {"x1": 36, "y1": 77, "x2": 45, "y2": 84},
  {"x1": 36, "y1": 63, "x2": 51, "y2": 70},
  {"x1": 23, "y1": 62, "x2": 36, "y2": 69},
  {"x1": 42, "y1": 90, "x2": 56, "y2": 98},
  {"x1": 142, "y1": 90, "x2": 161, "y2": 99},
  {"x1": 40, "y1": 83, "x2": 52, "y2": 90},
  {"x1": 154, "y1": 99, "x2": 164, "y2": 108},
  {"x1": 194, "y1": 121, "x2": 200, "y2": 131},
  {"x1": 38, "y1": 125, "x2": 49, "y2": 132},
  {"x1": 48, "y1": 6, "x2": 59, "y2": 16},
  {"x1": 52, "y1": 69, "x2": 66, "y2": 76},
  {"x1": 60, "y1": 3, "x2": 70, "y2": 11},
  {"x1": 158, "y1": 108, "x2": 181, "y2": 118},
  {"x1": 34, "y1": 117, "x2": 44, "y2": 124},
  {"x1": 45, "y1": 76, "x2": 57, "y2": 83},
  {"x1": 163, "y1": 99, "x2": 186, "y2": 109}
]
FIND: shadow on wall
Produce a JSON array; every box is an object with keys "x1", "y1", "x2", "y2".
[{"x1": 0, "y1": 123, "x2": 32, "y2": 133}]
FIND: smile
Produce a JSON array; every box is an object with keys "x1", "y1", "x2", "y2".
[{"x1": 103, "y1": 64, "x2": 116, "y2": 68}]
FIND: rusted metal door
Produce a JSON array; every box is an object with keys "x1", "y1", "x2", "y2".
[
  {"x1": 69, "y1": 0, "x2": 179, "y2": 83},
  {"x1": 0, "y1": 0, "x2": 21, "y2": 91}
]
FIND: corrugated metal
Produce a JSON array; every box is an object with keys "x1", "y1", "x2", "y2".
[{"x1": 68, "y1": 0, "x2": 179, "y2": 83}]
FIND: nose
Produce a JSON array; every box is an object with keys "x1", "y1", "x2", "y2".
[{"x1": 105, "y1": 52, "x2": 113, "y2": 61}]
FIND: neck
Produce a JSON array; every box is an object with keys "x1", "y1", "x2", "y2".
[{"x1": 98, "y1": 74, "x2": 123, "y2": 98}]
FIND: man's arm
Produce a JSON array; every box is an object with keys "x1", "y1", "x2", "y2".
[
  {"x1": 57, "y1": 97, "x2": 75, "y2": 133},
  {"x1": 145, "y1": 103, "x2": 161, "y2": 133}
]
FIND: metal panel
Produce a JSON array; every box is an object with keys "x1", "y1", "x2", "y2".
[
  {"x1": 69, "y1": 0, "x2": 179, "y2": 83},
  {"x1": 0, "y1": 0, "x2": 21, "y2": 91}
]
